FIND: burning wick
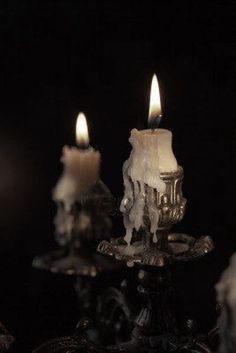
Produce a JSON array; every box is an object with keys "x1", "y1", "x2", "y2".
[
  {"x1": 148, "y1": 74, "x2": 162, "y2": 130},
  {"x1": 76, "y1": 112, "x2": 90, "y2": 149}
]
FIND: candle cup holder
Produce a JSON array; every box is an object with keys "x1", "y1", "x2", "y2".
[
  {"x1": 33, "y1": 180, "x2": 115, "y2": 276},
  {"x1": 143, "y1": 167, "x2": 186, "y2": 254},
  {"x1": 98, "y1": 167, "x2": 213, "y2": 267}
]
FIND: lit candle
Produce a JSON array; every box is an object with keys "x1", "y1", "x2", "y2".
[
  {"x1": 76, "y1": 112, "x2": 89, "y2": 149},
  {"x1": 53, "y1": 112, "x2": 101, "y2": 212},
  {"x1": 120, "y1": 74, "x2": 178, "y2": 246}
]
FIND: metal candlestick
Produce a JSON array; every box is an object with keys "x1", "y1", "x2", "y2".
[
  {"x1": 96, "y1": 166, "x2": 217, "y2": 353},
  {"x1": 98, "y1": 167, "x2": 213, "y2": 267}
]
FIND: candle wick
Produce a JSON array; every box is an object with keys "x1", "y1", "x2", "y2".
[
  {"x1": 78, "y1": 143, "x2": 90, "y2": 150},
  {"x1": 148, "y1": 115, "x2": 162, "y2": 130},
  {"x1": 157, "y1": 115, "x2": 162, "y2": 128}
]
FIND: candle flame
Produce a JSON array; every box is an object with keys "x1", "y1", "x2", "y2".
[
  {"x1": 76, "y1": 112, "x2": 89, "y2": 148},
  {"x1": 148, "y1": 74, "x2": 162, "y2": 128}
]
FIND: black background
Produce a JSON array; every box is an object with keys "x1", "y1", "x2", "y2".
[{"x1": 0, "y1": 1, "x2": 235, "y2": 352}]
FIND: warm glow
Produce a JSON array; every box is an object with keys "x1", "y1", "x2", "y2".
[
  {"x1": 76, "y1": 112, "x2": 89, "y2": 147},
  {"x1": 148, "y1": 74, "x2": 162, "y2": 127}
]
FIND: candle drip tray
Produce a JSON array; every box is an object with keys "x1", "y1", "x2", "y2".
[
  {"x1": 98, "y1": 233, "x2": 214, "y2": 267},
  {"x1": 33, "y1": 247, "x2": 118, "y2": 277}
]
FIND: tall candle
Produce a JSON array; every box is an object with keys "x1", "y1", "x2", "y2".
[
  {"x1": 53, "y1": 113, "x2": 101, "y2": 212},
  {"x1": 120, "y1": 75, "x2": 178, "y2": 246}
]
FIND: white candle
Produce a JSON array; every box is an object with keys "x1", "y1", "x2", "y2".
[
  {"x1": 127, "y1": 128, "x2": 177, "y2": 190},
  {"x1": 53, "y1": 113, "x2": 101, "y2": 212},
  {"x1": 120, "y1": 74, "x2": 178, "y2": 246}
]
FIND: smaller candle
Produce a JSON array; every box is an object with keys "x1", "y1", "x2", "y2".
[{"x1": 53, "y1": 113, "x2": 101, "y2": 211}]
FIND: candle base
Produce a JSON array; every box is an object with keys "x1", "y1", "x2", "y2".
[
  {"x1": 98, "y1": 233, "x2": 214, "y2": 267},
  {"x1": 95, "y1": 233, "x2": 217, "y2": 353},
  {"x1": 32, "y1": 262, "x2": 219, "y2": 353}
]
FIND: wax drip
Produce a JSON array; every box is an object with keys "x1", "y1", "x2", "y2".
[
  {"x1": 121, "y1": 178, "x2": 145, "y2": 246},
  {"x1": 129, "y1": 181, "x2": 145, "y2": 231},
  {"x1": 121, "y1": 157, "x2": 165, "y2": 246},
  {"x1": 147, "y1": 187, "x2": 159, "y2": 243},
  {"x1": 54, "y1": 207, "x2": 74, "y2": 244},
  {"x1": 120, "y1": 160, "x2": 135, "y2": 246}
]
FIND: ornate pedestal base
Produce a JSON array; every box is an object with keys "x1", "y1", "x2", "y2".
[
  {"x1": 106, "y1": 267, "x2": 217, "y2": 353},
  {"x1": 96, "y1": 233, "x2": 217, "y2": 353},
  {"x1": 32, "y1": 245, "x2": 128, "y2": 346},
  {"x1": 32, "y1": 233, "x2": 218, "y2": 353}
]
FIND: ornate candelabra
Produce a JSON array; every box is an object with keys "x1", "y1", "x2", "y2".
[
  {"x1": 32, "y1": 167, "x2": 218, "y2": 353},
  {"x1": 31, "y1": 77, "x2": 220, "y2": 352}
]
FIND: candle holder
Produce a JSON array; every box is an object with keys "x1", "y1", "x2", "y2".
[
  {"x1": 98, "y1": 167, "x2": 213, "y2": 267},
  {"x1": 33, "y1": 180, "x2": 115, "y2": 276},
  {"x1": 32, "y1": 180, "x2": 123, "y2": 322},
  {"x1": 95, "y1": 166, "x2": 217, "y2": 353}
]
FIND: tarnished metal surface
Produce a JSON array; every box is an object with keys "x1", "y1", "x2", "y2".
[{"x1": 98, "y1": 233, "x2": 214, "y2": 267}]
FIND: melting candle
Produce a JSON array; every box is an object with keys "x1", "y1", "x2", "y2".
[
  {"x1": 53, "y1": 112, "x2": 101, "y2": 212},
  {"x1": 120, "y1": 74, "x2": 178, "y2": 246}
]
